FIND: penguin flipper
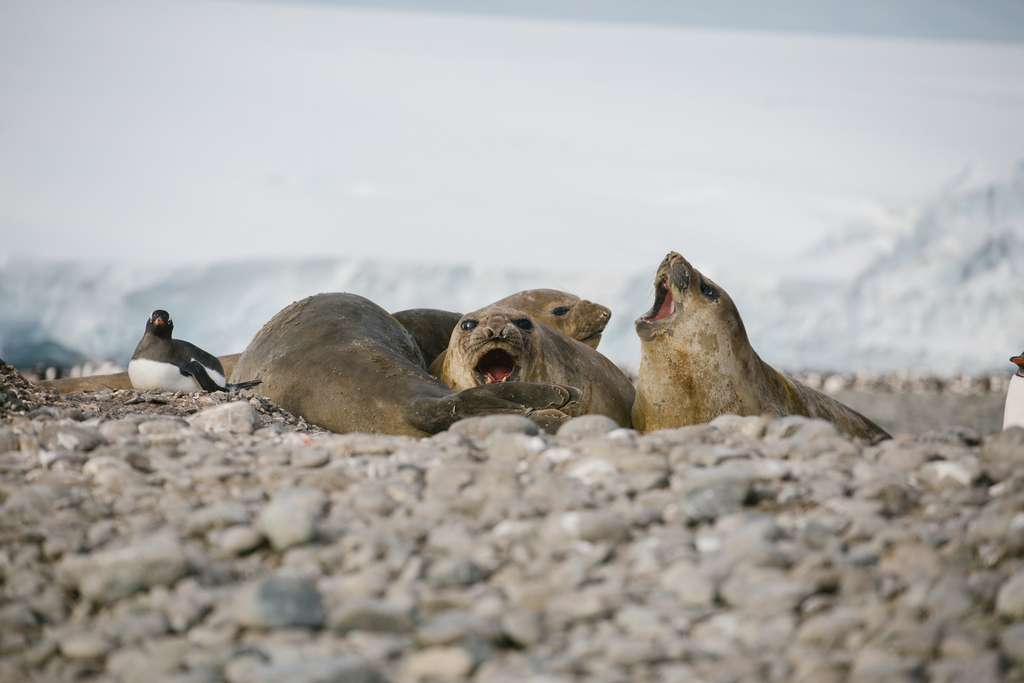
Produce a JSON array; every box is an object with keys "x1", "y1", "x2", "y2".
[
  {"x1": 226, "y1": 379, "x2": 262, "y2": 391},
  {"x1": 182, "y1": 360, "x2": 227, "y2": 392}
]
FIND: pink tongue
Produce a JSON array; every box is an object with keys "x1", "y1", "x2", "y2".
[
  {"x1": 650, "y1": 290, "x2": 675, "y2": 322},
  {"x1": 485, "y1": 366, "x2": 513, "y2": 382}
]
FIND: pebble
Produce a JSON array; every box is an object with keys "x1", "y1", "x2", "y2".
[
  {"x1": 186, "y1": 401, "x2": 260, "y2": 435},
  {"x1": 1, "y1": 371, "x2": 1022, "y2": 683},
  {"x1": 232, "y1": 574, "x2": 325, "y2": 629}
]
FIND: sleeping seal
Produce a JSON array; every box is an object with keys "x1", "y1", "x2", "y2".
[
  {"x1": 632, "y1": 252, "x2": 889, "y2": 441},
  {"x1": 432, "y1": 305, "x2": 635, "y2": 428},
  {"x1": 229, "y1": 293, "x2": 579, "y2": 437}
]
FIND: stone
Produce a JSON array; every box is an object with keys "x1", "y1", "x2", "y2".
[
  {"x1": 137, "y1": 417, "x2": 190, "y2": 435},
  {"x1": 233, "y1": 574, "x2": 325, "y2": 629},
  {"x1": 184, "y1": 501, "x2": 249, "y2": 536},
  {"x1": 55, "y1": 532, "x2": 188, "y2": 605},
  {"x1": 1000, "y1": 622, "x2": 1024, "y2": 665},
  {"x1": 449, "y1": 415, "x2": 539, "y2": 439},
  {"x1": 557, "y1": 414, "x2": 620, "y2": 439},
  {"x1": 186, "y1": 401, "x2": 260, "y2": 435},
  {"x1": 290, "y1": 448, "x2": 330, "y2": 468},
  {"x1": 258, "y1": 490, "x2": 326, "y2": 551},
  {"x1": 0, "y1": 426, "x2": 20, "y2": 452},
  {"x1": 672, "y1": 467, "x2": 754, "y2": 521},
  {"x1": 500, "y1": 608, "x2": 543, "y2": 647},
  {"x1": 57, "y1": 632, "x2": 112, "y2": 660},
  {"x1": 217, "y1": 526, "x2": 265, "y2": 556},
  {"x1": 996, "y1": 571, "x2": 1024, "y2": 619},
  {"x1": 237, "y1": 657, "x2": 384, "y2": 683},
  {"x1": 559, "y1": 510, "x2": 630, "y2": 544},
  {"x1": 328, "y1": 598, "x2": 414, "y2": 634},
  {"x1": 405, "y1": 646, "x2": 475, "y2": 682},
  {"x1": 417, "y1": 610, "x2": 502, "y2": 646},
  {"x1": 39, "y1": 423, "x2": 105, "y2": 452}
]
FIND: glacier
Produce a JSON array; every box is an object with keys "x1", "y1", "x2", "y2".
[{"x1": 2, "y1": 164, "x2": 1023, "y2": 377}]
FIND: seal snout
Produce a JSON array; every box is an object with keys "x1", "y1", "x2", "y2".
[{"x1": 475, "y1": 348, "x2": 518, "y2": 384}]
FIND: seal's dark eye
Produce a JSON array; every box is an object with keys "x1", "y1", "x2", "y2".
[
  {"x1": 513, "y1": 318, "x2": 533, "y2": 331},
  {"x1": 551, "y1": 306, "x2": 571, "y2": 317},
  {"x1": 699, "y1": 281, "x2": 719, "y2": 302},
  {"x1": 460, "y1": 319, "x2": 478, "y2": 331}
]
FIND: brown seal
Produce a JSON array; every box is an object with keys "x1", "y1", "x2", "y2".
[
  {"x1": 490, "y1": 289, "x2": 611, "y2": 349},
  {"x1": 431, "y1": 305, "x2": 635, "y2": 428},
  {"x1": 632, "y1": 252, "x2": 890, "y2": 441},
  {"x1": 393, "y1": 289, "x2": 613, "y2": 369},
  {"x1": 229, "y1": 293, "x2": 579, "y2": 437}
]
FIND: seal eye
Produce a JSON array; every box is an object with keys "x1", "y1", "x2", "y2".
[
  {"x1": 460, "y1": 319, "x2": 478, "y2": 331},
  {"x1": 699, "y1": 281, "x2": 719, "y2": 302},
  {"x1": 513, "y1": 318, "x2": 533, "y2": 331},
  {"x1": 551, "y1": 306, "x2": 571, "y2": 317}
]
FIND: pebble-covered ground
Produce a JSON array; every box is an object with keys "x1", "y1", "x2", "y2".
[{"x1": 3, "y1": 358, "x2": 1024, "y2": 683}]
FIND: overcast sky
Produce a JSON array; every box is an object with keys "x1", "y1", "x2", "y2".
[{"x1": 2, "y1": 0, "x2": 1023, "y2": 276}]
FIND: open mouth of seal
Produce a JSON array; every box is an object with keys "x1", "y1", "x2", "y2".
[
  {"x1": 640, "y1": 278, "x2": 676, "y2": 323},
  {"x1": 474, "y1": 349, "x2": 518, "y2": 384}
]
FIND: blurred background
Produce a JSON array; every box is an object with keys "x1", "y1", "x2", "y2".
[{"x1": 2, "y1": 0, "x2": 1024, "y2": 432}]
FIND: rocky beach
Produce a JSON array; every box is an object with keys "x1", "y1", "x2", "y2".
[{"x1": 3, "y1": 357, "x2": 1024, "y2": 682}]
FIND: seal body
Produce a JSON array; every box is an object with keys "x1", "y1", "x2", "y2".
[
  {"x1": 229, "y1": 293, "x2": 579, "y2": 437},
  {"x1": 433, "y1": 305, "x2": 635, "y2": 428},
  {"x1": 632, "y1": 252, "x2": 890, "y2": 441},
  {"x1": 128, "y1": 310, "x2": 260, "y2": 393},
  {"x1": 490, "y1": 289, "x2": 612, "y2": 349},
  {"x1": 1004, "y1": 353, "x2": 1024, "y2": 430}
]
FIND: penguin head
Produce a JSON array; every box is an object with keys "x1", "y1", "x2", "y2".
[{"x1": 147, "y1": 310, "x2": 174, "y2": 338}]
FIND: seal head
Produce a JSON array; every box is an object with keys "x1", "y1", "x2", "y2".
[{"x1": 491, "y1": 289, "x2": 611, "y2": 349}]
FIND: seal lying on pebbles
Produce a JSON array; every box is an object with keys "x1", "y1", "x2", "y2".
[
  {"x1": 431, "y1": 305, "x2": 635, "y2": 428},
  {"x1": 393, "y1": 288, "x2": 615, "y2": 367},
  {"x1": 128, "y1": 310, "x2": 261, "y2": 393},
  {"x1": 632, "y1": 252, "x2": 890, "y2": 441},
  {"x1": 490, "y1": 289, "x2": 612, "y2": 349},
  {"x1": 229, "y1": 293, "x2": 580, "y2": 436},
  {"x1": 1004, "y1": 352, "x2": 1024, "y2": 430}
]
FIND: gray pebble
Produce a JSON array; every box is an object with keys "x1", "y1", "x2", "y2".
[
  {"x1": 187, "y1": 401, "x2": 260, "y2": 435},
  {"x1": 449, "y1": 414, "x2": 539, "y2": 438},
  {"x1": 328, "y1": 597, "x2": 415, "y2": 633},
  {"x1": 233, "y1": 574, "x2": 325, "y2": 629},
  {"x1": 557, "y1": 414, "x2": 620, "y2": 439}
]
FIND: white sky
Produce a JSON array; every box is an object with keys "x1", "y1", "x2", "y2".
[{"x1": 2, "y1": 0, "x2": 1024, "y2": 276}]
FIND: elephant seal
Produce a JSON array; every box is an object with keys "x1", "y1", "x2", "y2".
[
  {"x1": 229, "y1": 293, "x2": 579, "y2": 437},
  {"x1": 632, "y1": 252, "x2": 890, "y2": 441},
  {"x1": 491, "y1": 289, "x2": 611, "y2": 349},
  {"x1": 391, "y1": 309, "x2": 465, "y2": 367},
  {"x1": 432, "y1": 305, "x2": 635, "y2": 428},
  {"x1": 393, "y1": 289, "x2": 613, "y2": 368}
]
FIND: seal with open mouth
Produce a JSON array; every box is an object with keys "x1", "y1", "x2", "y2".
[
  {"x1": 229, "y1": 293, "x2": 580, "y2": 437},
  {"x1": 432, "y1": 305, "x2": 635, "y2": 428},
  {"x1": 632, "y1": 252, "x2": 890, "y2": 441}
]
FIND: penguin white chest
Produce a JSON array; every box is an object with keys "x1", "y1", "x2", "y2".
[
  {"x1": 1004, "y1": 374, "x2": 1024, "y2": 430},
  {"x1": 129, "y1": 359, "x2": 202, "y2": 393}
]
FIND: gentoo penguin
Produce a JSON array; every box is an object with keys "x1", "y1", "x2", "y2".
[
  {"x1": 128, "y1": 310, "x2": 261, "y2": 393},
  {"x1": 1004, "y1": 352, "x2": 1024, "y2": 430}
]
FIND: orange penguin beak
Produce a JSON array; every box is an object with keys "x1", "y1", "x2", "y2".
[{"x1": 1012, "y1": 355, "x2": 1024, "y2": 366}]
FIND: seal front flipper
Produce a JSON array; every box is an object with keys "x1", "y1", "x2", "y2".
[{"x1": 406, "y1": 382, "x2": 581, "y2": 434}]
